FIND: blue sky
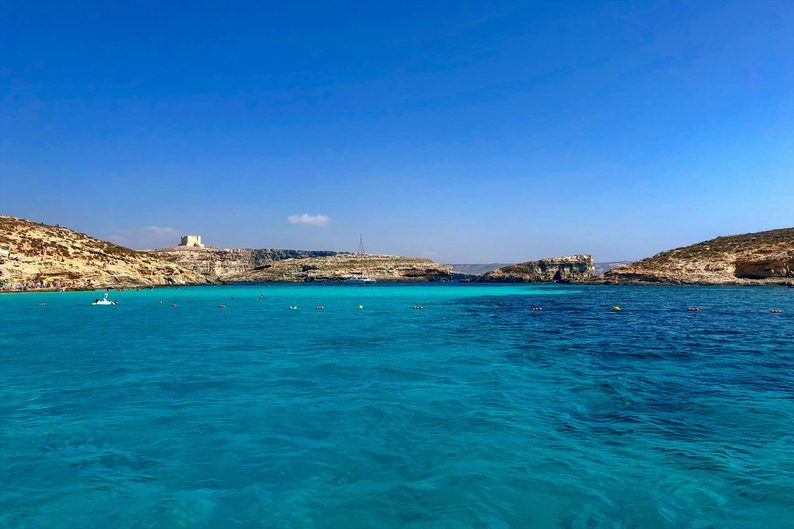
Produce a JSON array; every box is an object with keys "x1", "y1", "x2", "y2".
[{"x1": 1, "y1": 1, "x2": 792, "y2": 262}]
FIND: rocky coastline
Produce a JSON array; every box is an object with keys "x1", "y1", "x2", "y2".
[
  {"x1": 0, "y1": 216, "x2": 451, "y2": 290},
  {"x1": 604, "y1": 228, "x2": 794, "y2": 286},
  {"x1": 2, "y1": 216, "x2": 791, "y2": 291}
]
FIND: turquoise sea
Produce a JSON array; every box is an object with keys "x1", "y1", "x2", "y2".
[{"x1": 1, "y1": 284, "x2": 792, "y2": 528}]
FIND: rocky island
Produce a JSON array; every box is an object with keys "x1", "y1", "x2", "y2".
[
  {"x1": 0, "y1": 216, "x2": 452, "y2": 290},
  {"x1": 605, "y1": 228, "x2": 794, "y2": 285},
  {"x1": 471, "y1": 255, "x2": 595, "y2": 282}
]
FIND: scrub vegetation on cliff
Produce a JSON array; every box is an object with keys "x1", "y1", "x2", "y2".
[
  {"x1": 0, "y1": 216, "x2": 206, "y2": 289},
  {"x1": 605, "y1": 228, "x2": 794, "y2": 285}
]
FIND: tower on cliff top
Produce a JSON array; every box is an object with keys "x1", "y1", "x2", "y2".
[{"x1": 180, "y1": 235, "x2": 204, "y2": 248}]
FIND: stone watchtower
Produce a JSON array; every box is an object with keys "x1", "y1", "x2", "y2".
[{"x1": 179, "y1": 235, "x2": 205, "y2": 248}]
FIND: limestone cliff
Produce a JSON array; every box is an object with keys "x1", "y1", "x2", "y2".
[
  {"x1": 605, "y1": 228, "x2": 794, "y2": 285},
  {"x1": 472, "y1": 255, "x2": 594, "y2": 282},
  {"x1": 152, "y1": 246, "x2": 340, "y2": 281},
  {"x1": 229, "y1": 254, "x2": 452, "y2": 282},
  {"x1": 0, "y1": 216, "x2": 207, "y2": 289}
]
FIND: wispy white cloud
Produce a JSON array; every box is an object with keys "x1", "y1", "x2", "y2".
[
  {"x1": 109, "y1": 226, "x2": 180, "y2": 249},
  {"x1": 287, "y1": 213, "x2": 330, "y2": 227}
]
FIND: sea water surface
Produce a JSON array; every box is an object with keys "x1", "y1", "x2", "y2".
[{"x1": 1, "y1": 284, "x2": 792, "y2": 528}]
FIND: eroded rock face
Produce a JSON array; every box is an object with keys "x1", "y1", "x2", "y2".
[
  {"x1": 472, "y1": 255, "x2": 594, "y2": 282},
  {"x1": 228, "y1": 254, "x2": 452, "y2": 282},
  {"x1": 151, "y1": 246, "x2": 341, "y2": 281},
  {"x1": 734, "y1": 257, "x2": 794, "y2": 280},
  {"x1": 606, "y1": 228, "x2": 794, "y2": 285},
  {"x1": 0, "y1": 216, "x2": 206, "y2": 289}
]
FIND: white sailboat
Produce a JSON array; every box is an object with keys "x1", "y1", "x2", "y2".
[{"x1": 344, "y1": 234, "x2": 377, "y2": 283}]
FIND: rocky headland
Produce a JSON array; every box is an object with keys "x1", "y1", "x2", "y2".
[
  {"x1": 605, "y1": 228, "x2": 794, "y2": 285},
  {"x1": 471, "y1": 255, "x2": 595, "y2": 282},
  {"x1": 0, "y1": 216, "x2": 207, "y2": 290}
]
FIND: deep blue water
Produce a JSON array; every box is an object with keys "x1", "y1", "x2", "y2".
[{"x1": 1, "y1": 284, "x2": 792, "y2": 528}]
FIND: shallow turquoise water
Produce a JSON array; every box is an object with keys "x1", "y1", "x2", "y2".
[{"x1": 1, "y1": 283, "x2": 792, "y2": 528}]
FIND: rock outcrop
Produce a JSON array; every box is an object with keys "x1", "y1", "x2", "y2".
[
  {"x1": 472, "y1": 255, "x2": 594, "y2": 282},
  {"x1": 0, "y1": 216, "x2": 207, "y2": 289},
  {"x1": 151, "y1": 246, "x2": 340, "y2": 281},
  {"x1": 605, "y1": 228, "x2": 794, "y2": 285},
  {"x1": 228, "y1": 254, "x2": 452, "y2": 282}
]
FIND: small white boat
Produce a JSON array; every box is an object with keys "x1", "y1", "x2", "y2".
[
  {"x1": 343, "y1": 276, "x2": 376, "y2": 284},
  {"x1": 92, "y1": 293, "x2": 117, "y2": 306}
]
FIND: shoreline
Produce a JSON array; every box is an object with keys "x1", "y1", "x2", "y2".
[{"x1": 3, "y1": 279, "x2": 793, "y2": 295}]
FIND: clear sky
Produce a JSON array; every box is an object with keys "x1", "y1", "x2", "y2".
[{"x1": 1, "y1": 1, "x2": 792, "y2": 262}]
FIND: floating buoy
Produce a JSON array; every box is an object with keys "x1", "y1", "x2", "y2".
[
  {"x1": 358, "y1": 305, "x2": 364, "y2": 309},
  {"x1": 770, "y1": 309, "x2": 782, "y2": 314},
  {"x1": 612, "y1": 306, "x2": 621, "y2": 312}
]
